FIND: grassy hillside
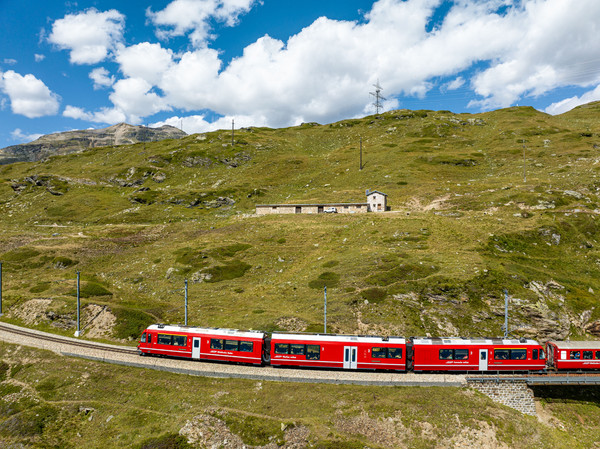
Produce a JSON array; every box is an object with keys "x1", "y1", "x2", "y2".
[
  {"x1": 1, "y1": 343, "x2": 599, "y2": 448},
  {"x1": 0, "y1": 104, "x2": 599, "y2": 343}
]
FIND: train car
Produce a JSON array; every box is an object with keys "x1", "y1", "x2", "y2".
[
  {"x1": 138, "y1": 324, "x2": 267, "y2": 365},
  {"x1": 546, "y1": 341, "x2": 600, "y2": 370},
  {"x1": 269, "y1": 332, "x2": 407, "y2": 371},
  {"x1": 411, "y1": 337, "x2": 546, "y2": 372}
]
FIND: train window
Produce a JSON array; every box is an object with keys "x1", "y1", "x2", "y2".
[
  {"x1": 225, "y1": 340, "x2": 239, "y2": 351},
  {"x1": 510, "y1": 349, "x2": 527, "y2": 360},
  {"x1": 306, "y1": 345, "x2": 320, "y2": 360},
  {"x1": 570, "y1": 351, "x2": 581, "y2": 360},
  {"x1": 439, "y1": 349, "x2": 453, "y2": 360},
  {"x1": 454, "y1": 349, "x2": 469, "y2": 360},
  {"x1": 274, "y1": 343, "x2": 289, "y2": 354},
  {"x1": 540, "y1": 349, "x2": 545, "y2": 359},
  {"x1": 494, "y1": 349, "x2": 509, "y2": 360},
  {"x1": 173, "y1": 335, "x2": 187, "y2": 347},
  {"x1": 388, "y1": 348, "x2": 403, "y2": 359},
  {"x1": 194, "y1": 339, "x2": 200, "y2": 348},
  {"x1": 239, "y1": 341, "x2": 254, "y2": 352},
  {"x1": 596, "y1": 351, "x2": 600, "y2": 360},
  {"x1": 141, "y1": 333, "x2": 147, "y2": 343},
  {"x1": 157, "y1": 334, "x2": 173, "y2": 345},
  {"x1": 148, "y1": 334, "x2": 152, "y2": 344},
  {"x1": 290, "y1": 344, "x2": 305, "y2": 355},
  {"x1": 372, "y1": 347, "x2": 387, "y2": 359},
  {"x1": 210, "y1": 339, "x2": 224, "y2": 350},
  {"x1": 532, "y1": 349, "x2": 538, "y2": 360},
  {"x1": 583, "y1": 351, "x2": 593, "y2": 360}
]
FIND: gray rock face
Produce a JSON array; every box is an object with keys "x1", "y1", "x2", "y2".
[{"x1": 0, "y1": 123, "x2": 187, "y2": 164}]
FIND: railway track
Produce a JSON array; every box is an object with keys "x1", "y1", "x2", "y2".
[
  {"x1": 2, "y1": 322, "x2": 600, "y2": 386},
  {"x1": 0, "y1": 322, "x2": 465, "y2": 386},
  {"x1": 0, "y1": 321, "x2": 137, "y2": 356}
]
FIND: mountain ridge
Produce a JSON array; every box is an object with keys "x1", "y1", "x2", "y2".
[{"x1": 0, "y1": 123, "x2": 187, "y2": 164}]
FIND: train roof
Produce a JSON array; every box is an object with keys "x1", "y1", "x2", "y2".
[
  {"x1": 547, "y1": 341, "x2": 600, "y2": 350},
  {"x1": 411, "y1": 337, "x2": 540, "y2": 346},
  {"x1": 271, "y1": 332, "x2": 406, "y2": 344},
  {"x1": 146, "y1": 324, "x2": 266, "y2": 339}
]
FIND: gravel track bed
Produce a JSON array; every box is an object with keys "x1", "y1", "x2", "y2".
[{"x1": 0, "y1": 322, "x2": 467, "y2": 387}]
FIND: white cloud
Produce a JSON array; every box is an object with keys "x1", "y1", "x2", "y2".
[
  {"x1": 0, "y1": 70, "x2": 60, "y2": 118},
  {"x1": 34, "y1": 54, "x2": 45, "y2": 62},
  {"x1": 10, "y1": 128, "x2": 43, "y2": 143},
  {"x1": 151, "y1": 113, "x2": 267, "y2": 134},
  {"x1": 63, "y1": 105, "x2": 126, "y2": 124},
  {"x1": 469, "y1": 0, "x2": 600, "y2": 109},
  {"x1": 544, "y1": 85, "x2": 600, "y2": 115},
  {"x1": 444, "y1": 77, "x2": 465, "y2": 91},
  {"x1": 89, "y1": 67, "x2": 115, "y2": 89},
  {"x1": 63, "y1": 0, "x2": 600, "y2": 128},
  {"x1": 115, "y1": 43, "x2": 174, "y2": 85},
  {"x1": 3, "y1": 59, "x2": 17, "y2": 65},
  {"x1": 147, "y1": 0, "x2": 258, "y2": 47},
  {"x1": 109, "y1": 78, "x2": 170, "y2": 122},
  {"x1": 48, "y1": 8, "x2": 125, "y2": 64}
]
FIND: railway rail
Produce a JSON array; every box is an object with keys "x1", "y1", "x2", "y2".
[
  {"x1": 2, "y1": 322, "x2": 600, "y2": 386},
  {"x1": 0, "y1": 322, "x2": 464, "y2": 386}
]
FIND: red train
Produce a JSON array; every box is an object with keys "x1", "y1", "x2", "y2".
[{"x1": 137, "y1": 324, "x2": 600, "y2": 373}]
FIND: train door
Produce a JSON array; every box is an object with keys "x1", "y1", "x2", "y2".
[
  {"x1": 478, "y1": 349, "x2": 488, "y2": 371},
  {"x1": 343, "y1": 346, "x2": 357, "y2": 369},
  {"x1": 192, "y1": 337, "x2": 201, "y2": 360}
]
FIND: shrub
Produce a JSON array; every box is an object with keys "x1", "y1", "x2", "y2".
[
  {"x1": 203, "y1": 260, "x2": 252, "y2": 283},
  {"x1": 137, "y1": 433, "x2": 191, "y2": 449},
  {"x1": 0, "y1": 362, "x2": 9, "y2": 382},
  {"x1": 113, "y1": 308, "x2": 154, "y2": 340},
  {"x1": 30, "y1": 282, "x2": 51, "y2": 293},
  {"x1": 70, "y1": 282, "x2": 113, "y2": 297},
  {"x1": 1, "y1": 248, "x2": 40, "y2": 263},
  {"x1": 361, "y1": 288, "x2": 387, "y2": 303},
  {"x1": 308, "y1": 272, "x2": 340, "y2": 289},
  {"x1": 209, "y1": 243, "x2": 252, "y2": 259}
]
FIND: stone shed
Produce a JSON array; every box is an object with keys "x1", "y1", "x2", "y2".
[
  {"x1": 366, "y1": 190, "x2": 388, "y2": 212},
  {"x1": 256, "y1": 189, "x2": 388, "y2": 215}
]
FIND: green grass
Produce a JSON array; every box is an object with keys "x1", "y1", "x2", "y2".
[{"x1": 0, "y1": 343, "x2": 597, "y2": 448}]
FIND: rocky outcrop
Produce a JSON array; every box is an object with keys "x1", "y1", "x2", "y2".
[{"x1": 0, "y1": 123, "x2": 186, "y2": 164}]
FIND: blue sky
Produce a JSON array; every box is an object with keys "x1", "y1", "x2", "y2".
[{"x1": 1, "y1": 0, "x2": 600, "y2": 147}]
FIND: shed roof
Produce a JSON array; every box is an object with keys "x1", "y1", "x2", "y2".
[
  {"x1": 256, "y1": 203, "x2": 368, "y2": 207},
  {"x1": 367, "y1": 190, "x2": 387, "y2": 197}
]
